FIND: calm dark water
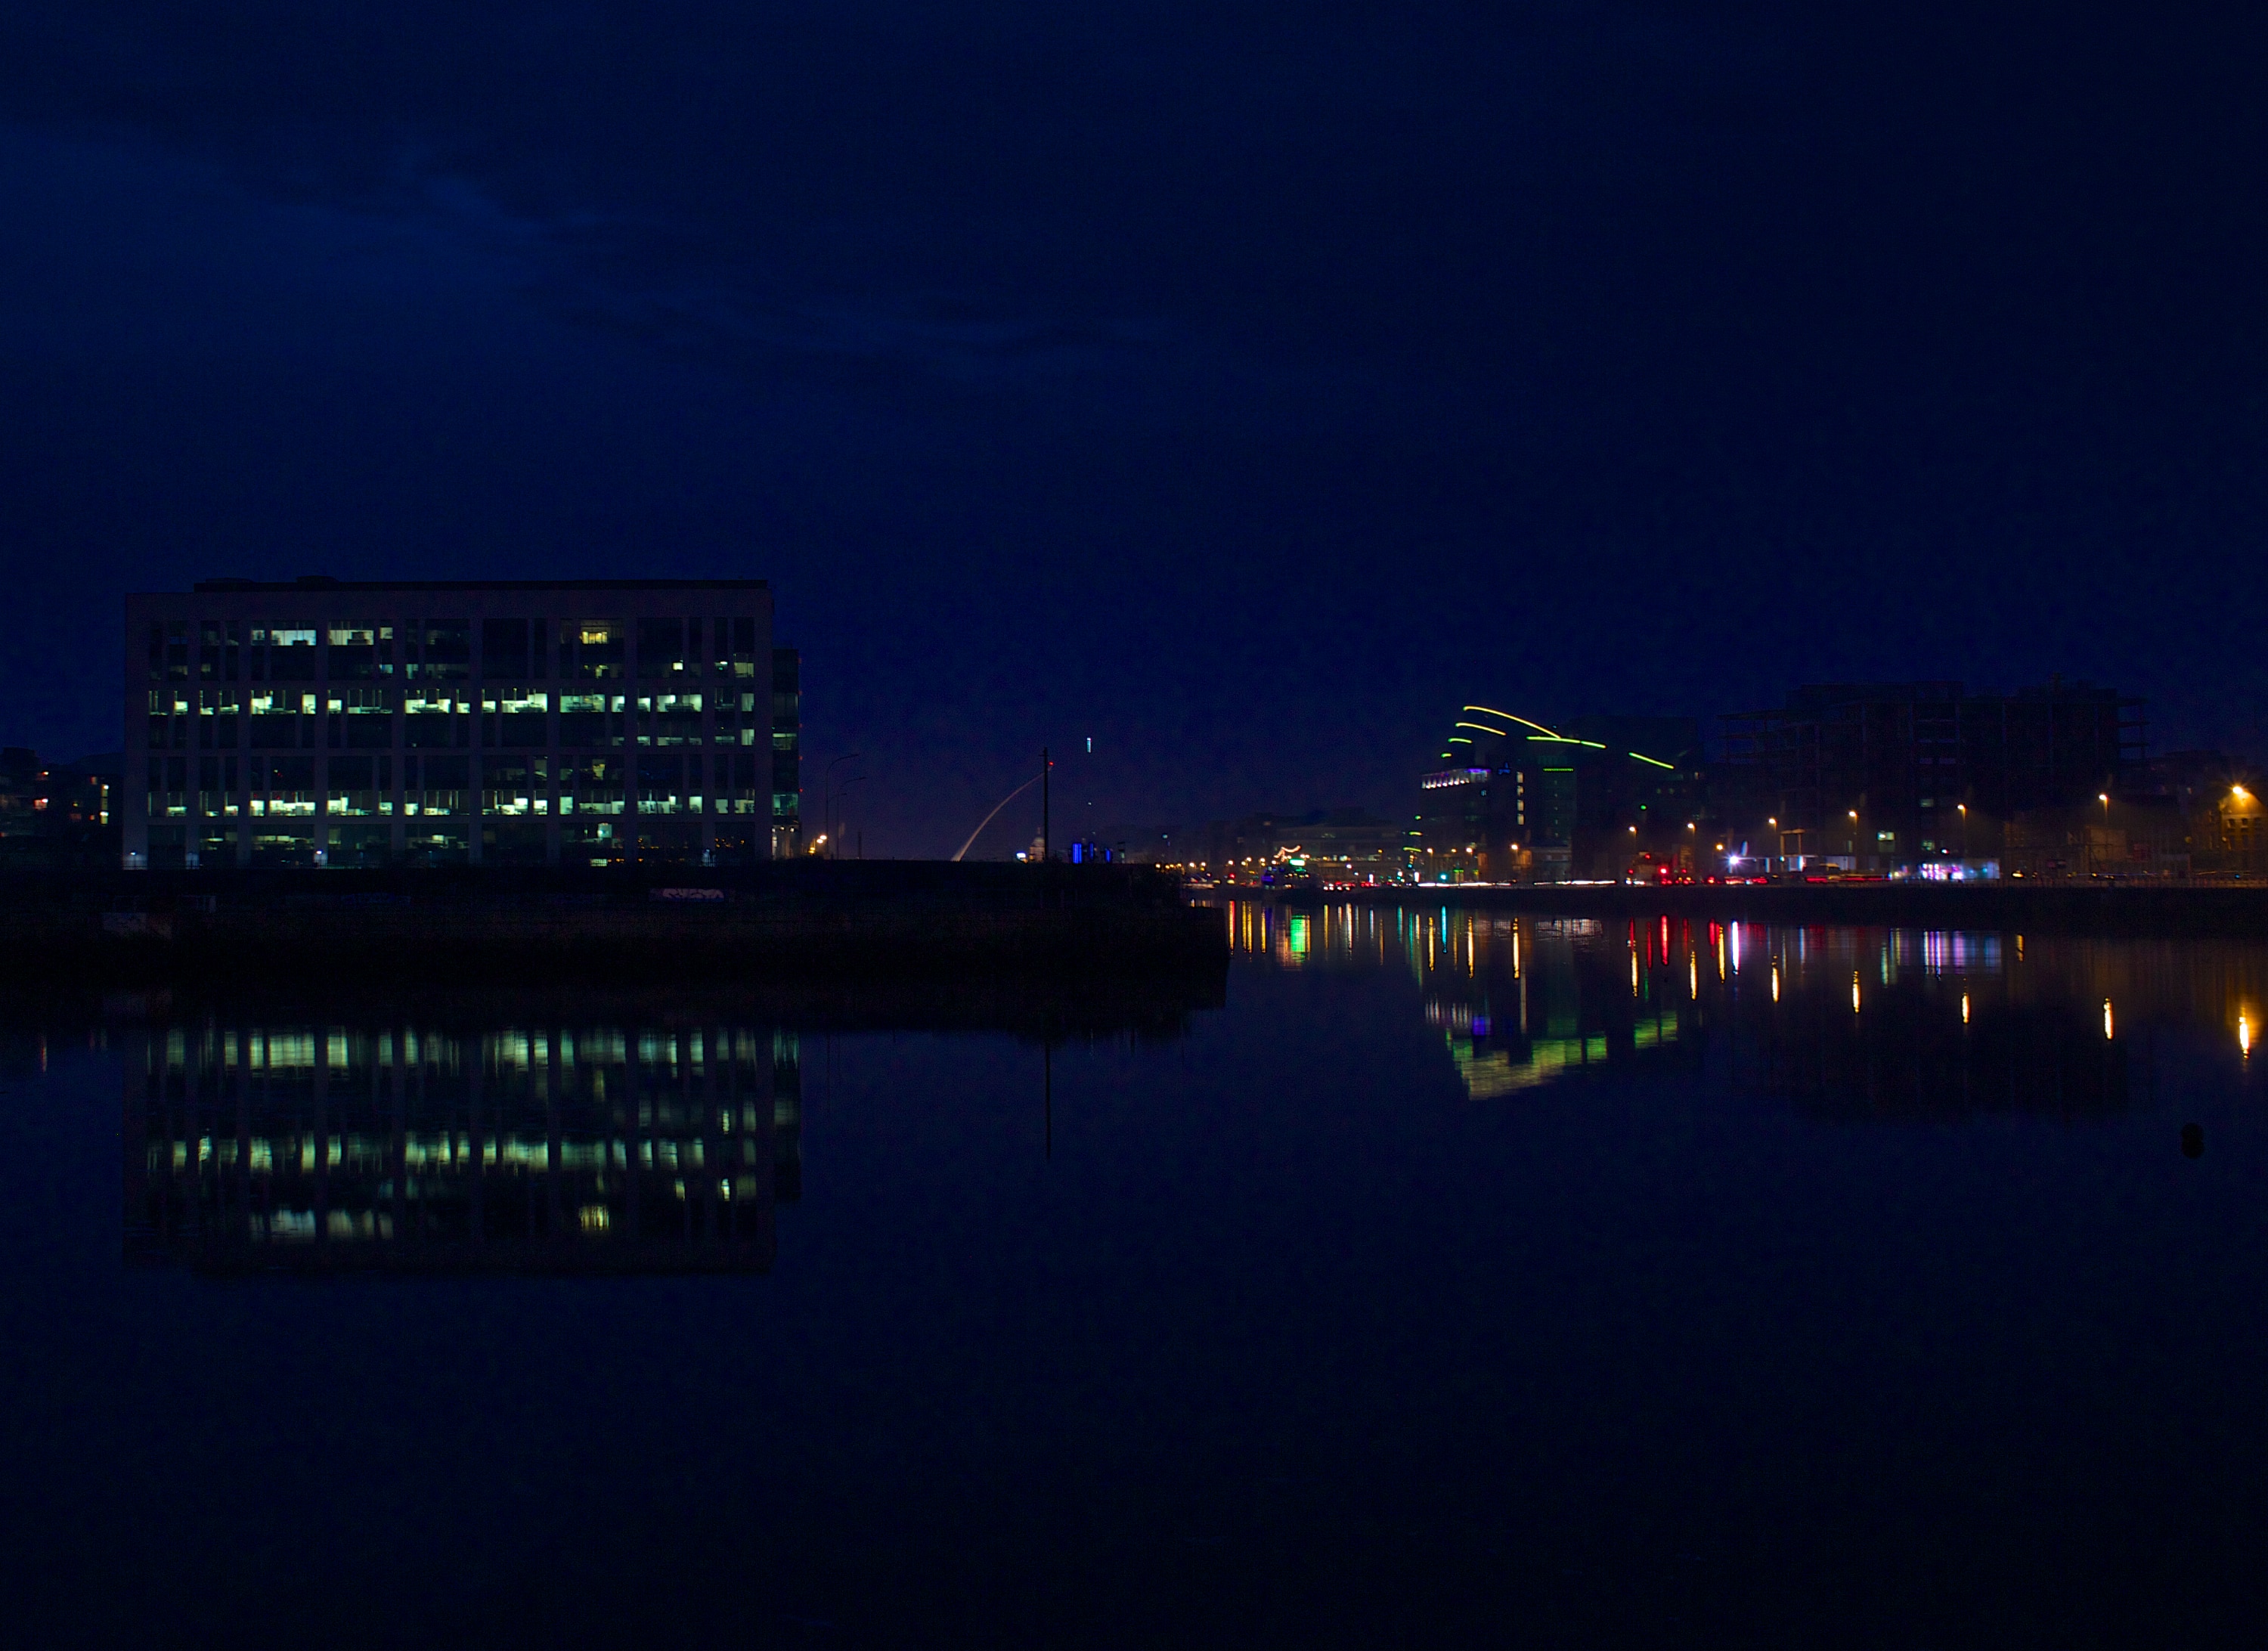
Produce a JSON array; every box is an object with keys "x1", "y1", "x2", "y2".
[{"x1": 3, "y1": 903, "x2": 2265, "y2": 1649}]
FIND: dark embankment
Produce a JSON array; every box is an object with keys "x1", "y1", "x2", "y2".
[{"x1": 1, "y1": 860, "x2": 1229, "y2": 986}]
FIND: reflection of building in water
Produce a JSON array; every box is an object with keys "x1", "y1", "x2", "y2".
[
  {"x1": 1227, "y1": 901, "x2": 1703, "y2": 1098},
  {"x1": 1223, "y1": 899, "x2": 2267, "y2": 1112},
  {"x1": 125, "y1": 1020, "x2": 800, "y2": 1273}
]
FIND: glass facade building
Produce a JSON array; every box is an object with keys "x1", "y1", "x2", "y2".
[{"x1": 124, "y1": 577, "x2": 787, "y2": 869}]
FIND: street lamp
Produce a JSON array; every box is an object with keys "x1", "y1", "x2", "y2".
[
  {"x1": 835, "y1": 774, "x2": 868, "y2": 859},
  {"x1": 823, "y1": 752, "x2": 863, "y2": 859}
]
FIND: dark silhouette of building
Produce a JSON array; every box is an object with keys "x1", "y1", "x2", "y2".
[
  {"x1": 123, "y1": 577, "x2": 785, "y2": 869},
  {"x1": 0, "y1": 748, "x2": 122, "y2": 870},
  {"x1": 1192, "y1": 807, "x2": 1404, "y2": 882},
  {"x1": 1719, "y1": 680, "x2": 2145, "y2": 873}
]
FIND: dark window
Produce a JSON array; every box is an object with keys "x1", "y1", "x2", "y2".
[
  {"x1": 637, "y1": 753, "x2": 683, "y2": 811},
  {"x1": 637, "y1": 618, "x2": 686, "y2": 678},
  {"x1": 270, "y1": 630, "x2": 319, "y2": 681},
  {"x1": 481, "y1": 618, "x2": 529, "y2": 679},
  {"x1": 420, "y1": 621, "x2": 471, "y2": 680}
]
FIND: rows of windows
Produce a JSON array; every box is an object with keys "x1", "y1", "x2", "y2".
[
  {"x1": 141, "y1": 687, "x2": 795, "y2": 758},
  {"x1": 129, "y1": 1025, "x2": 801, "y2": 1259},
  {"x1": 145, "y1": 618, "x2": 770, "y2": 685},
  {"x1": 144, "y1": 753, "x2": 791, "y2": 818}
]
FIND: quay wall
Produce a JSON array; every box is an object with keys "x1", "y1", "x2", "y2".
[
  {"x1": 0, "y1": 862, "x2": 1228, "y2": 983},
  {"x1": 1236, "y1": 881, "x2": 2268, "y2": 937}
]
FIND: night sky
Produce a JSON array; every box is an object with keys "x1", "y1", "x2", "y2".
[{"x1": 4, "y1": 3, "x2": 2263, "y2": 855}]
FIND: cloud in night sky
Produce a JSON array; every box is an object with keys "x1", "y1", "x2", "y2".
[{"x1": 2, "y1": 2, "x2": 2265, "y2": 850}]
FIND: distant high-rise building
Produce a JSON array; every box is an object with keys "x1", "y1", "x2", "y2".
[{"x1": 123, "y1": 576, "x2": 778, "y2": 869}]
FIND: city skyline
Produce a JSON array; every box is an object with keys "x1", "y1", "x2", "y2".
[{"x1": 3, "y1": 5, "x2": 2265, "y2": 855}]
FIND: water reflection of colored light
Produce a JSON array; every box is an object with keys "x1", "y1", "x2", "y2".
[
  {"x1": 2102, "y1": 999, "x2": 2113, "y2": 1041},
  {"x1": 1771, "y1": 965, "x2": 1780, "y2": 1002},
  {"x1": 2242, "y1": 1014, "x2": 2254, "y2": 1058},
  {"x1": 1287, "y1": 915, "x2": 1309, "y2": 957},
  {"x1": 1962, "y1": 993, "x2": 1970, "y2": 1024},
  {"x1": 1851, "y1": 973, "x2": 1861, "y2": 1013}
]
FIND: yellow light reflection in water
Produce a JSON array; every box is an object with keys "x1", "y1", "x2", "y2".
[
  {"x1": 2242, "y1": 1014, "x2": 2254, "y2": 1058},
  {"x1": 1851, "y1": 972, "x2": 1861, "y2": 1013},
  {"x1": 1771, "y1": 964, "x2": 1780, "y2": 1002},
  {"x1": 2102, "y1": 999, "x2": 2113, "y2": 1040},
  {"x1": 1690, "y1": 953, "x2": 1698, "y2": 996},
  {"x1": 1962, "y1": 993, "x2": 1970, "y2": 1024},
  {"x1": 1631, "y1": 950, "x2": 1640, "y2": 994}
]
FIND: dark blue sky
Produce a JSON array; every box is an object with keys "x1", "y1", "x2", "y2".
[{"x1": 3, "y1": 2, "x2": 2263, "y2": 853}]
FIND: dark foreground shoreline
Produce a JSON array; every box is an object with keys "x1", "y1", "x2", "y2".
[
  {"x1": 1, "y1": 860, "x2": 1228, "y2": 984},
  {"x1": 1234, "y1": 878, "x2": 2268, "y2": 937}
]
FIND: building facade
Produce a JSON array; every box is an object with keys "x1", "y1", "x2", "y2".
[
  {"x1": 125, "y1": 577, "x2": 788, "y2": 869},
  {"x1": 2, "y1": 747, "x2": 120, "y2": 870},
  {"x1": 1420, "y1": 706, "x2": 1703, "y2": 881},
  {"x1": 1718, "y1": 680, "x2": 2145, "y2": 873}
]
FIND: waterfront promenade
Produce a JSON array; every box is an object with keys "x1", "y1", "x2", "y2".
[{"x1": 1227, "y1": 878, "x2": 2268, "y2": 936}]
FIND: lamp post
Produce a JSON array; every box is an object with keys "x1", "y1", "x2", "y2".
[
  {"x1": 835, "y1": 775, "x2": 867, "y2": 860},
  {"x1": 823, "y1": 753, "x2": 863, "y2": 859}
]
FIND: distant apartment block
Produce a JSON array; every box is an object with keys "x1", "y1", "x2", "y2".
[
  {"x1": 124, "y1": 577, "x2": 796, "y2": 869},
  {"x1": 1718, "y1": 680, "x2": 2144, "y2": 872}
]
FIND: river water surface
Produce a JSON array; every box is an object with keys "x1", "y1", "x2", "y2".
[{"x1": 3, "y1": 902, "x2": 2264, "y2": 1647}]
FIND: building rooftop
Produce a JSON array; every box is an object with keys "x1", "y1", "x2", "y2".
[{"x1": 188, "y1": 575, "x2": 767, "y2": 593}]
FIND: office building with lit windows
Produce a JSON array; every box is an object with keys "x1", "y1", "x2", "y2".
[{"x1": 124, "y1": 577, "x2": 795, "y2": 869}]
